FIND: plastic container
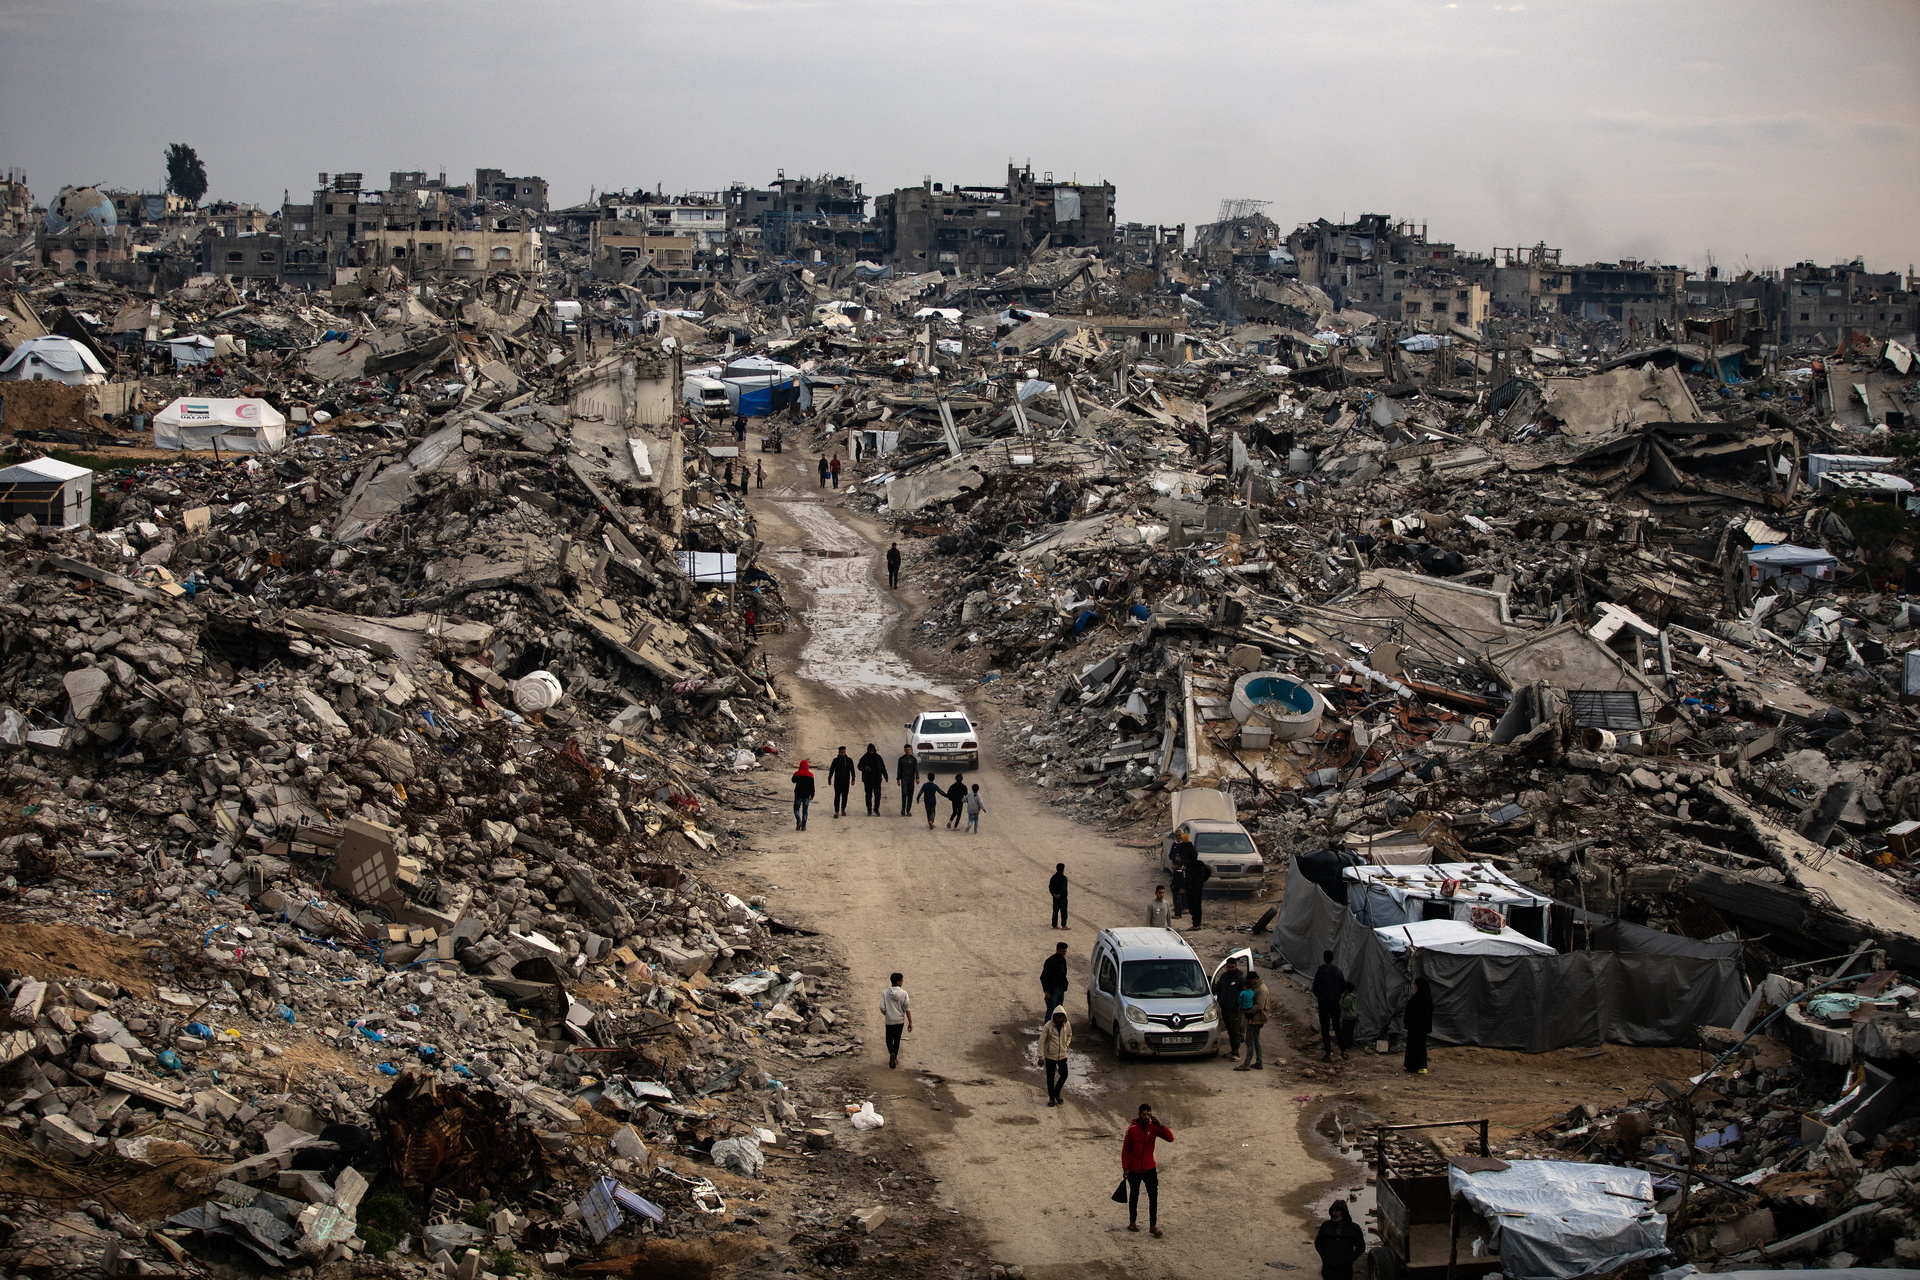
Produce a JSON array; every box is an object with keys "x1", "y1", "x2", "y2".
[{"x1": 513, "y1": 670, "x2": 564, "y2": 712}]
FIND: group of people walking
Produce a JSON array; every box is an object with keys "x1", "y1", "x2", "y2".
[{"x1": 789, "y1": 745, "x2": 982, "y2": 830}]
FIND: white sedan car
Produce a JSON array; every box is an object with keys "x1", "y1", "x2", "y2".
[{"x1": 905, "y1": 709, "x2": 980, "y2": 770}]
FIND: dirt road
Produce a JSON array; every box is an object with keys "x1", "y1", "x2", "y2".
[{"x1": 739, "y1": 474, "x2": 1342, "y2": 1280}]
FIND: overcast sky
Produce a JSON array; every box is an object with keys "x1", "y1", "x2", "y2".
[{"x1": 2, "y1": 0, "x2": 1914, "y2": 274}]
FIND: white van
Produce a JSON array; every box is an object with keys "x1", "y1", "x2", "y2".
[
  {"x1": 1086, "y1": 927, "x2": 1221, "y2": 1058},
  {"x1": 683, "y1": 374, "x2": 729, "y2": 413}
]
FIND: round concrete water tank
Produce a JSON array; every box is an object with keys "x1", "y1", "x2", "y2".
[{"x1": 1230, "y1": 672, "x2": 1325, "y2": 742}]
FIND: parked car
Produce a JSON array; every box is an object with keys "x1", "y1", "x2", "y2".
[
  {"x1": 905, "y1": 709, "x2": 979, "y2": 769},
  {"x1": 1087, "y1": 927, "x2": 1221, "y2": 1058},
  {"x1": 1160, "y1": 787, "x2": 1267, "y2": 891}
]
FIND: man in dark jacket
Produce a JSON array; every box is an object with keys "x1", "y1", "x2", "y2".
[
  {"x1": 945, "y1": 774, "x2": 968, "y2": 829},
  {"x1": 1048, "y1": 862, "x2": 1070, "y2": 929},
  {"x1": 896, "y1": 744, "x2": 919, "y2": 816},
  {"x1": 826, "y1": 747, "x2": 856, "y2": 819},
  {"x1": 1212, "y1": 955, "x2": 1245, "y2": 1059},
  {"x1": 1314, "y1": 1201, "x2": 1366, "y2": 1280},
  {"x1": 817, "y1": 456, "x2": 830, "y2": 488},
  {"x1": 856, "y1": 744, "x2": 888, "y2": 816},
  {"x1": 1040, "y1": 941, "x2": 1069, "y2": 1017},
  {"x1": 1312, "y1": 951, "x2": 1345, "y2": 1061},
  {"x1": 885, "y1": 542, "x2": 902, "y2": 589},
  {"x1": 1185, "y1": 854, "x2": 1212, "y2": 928}
]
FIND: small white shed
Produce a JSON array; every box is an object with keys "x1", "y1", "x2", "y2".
[{"x1": 0, "y1": 457, "x2": 94, "y2": 528}]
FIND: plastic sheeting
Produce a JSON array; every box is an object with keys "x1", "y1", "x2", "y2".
[
  {"x1": 1448, "y1": 1161, "x2": 1666, "y2": 1280},
  {"x1": 1376, "y1": 919, "x2": 1556, "y2": 956},
  {"x1": 1273, "y1": 857, "x2": 1746, "y2": 1049}
]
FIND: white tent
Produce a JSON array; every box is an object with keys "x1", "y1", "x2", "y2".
[
  {"x1": 154, "y1": 398, "x2": 287, "y2": 453},
  {"x1": 165, "y1": 335, "x2": 218, "y2": 366},
  {"x1": 0, "y1": 458, "x2": 94, "y2": 528},
  {"x1": 0, "y1": 336, "x2": 107, "y2": 385}
]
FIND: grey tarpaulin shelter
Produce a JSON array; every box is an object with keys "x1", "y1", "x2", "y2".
[
  {"x1": 1448, "y1": 1160, "x2": 1667, "y2": 1280},
  {"x1": 1272, "y1": 856, "x2": 1746, "y2": 1051}
]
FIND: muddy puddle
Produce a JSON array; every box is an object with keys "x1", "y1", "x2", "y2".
[{"x1": 773, "y1": 501, "x2": 958, "y2": 700}]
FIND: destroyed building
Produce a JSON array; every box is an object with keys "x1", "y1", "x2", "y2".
[
  {"x1": 875, "y1": 165, "x2": 1116, "y2": 274},
  {"x1": 2, "y1": 147, "x2": 1920, "y2": 1276}
]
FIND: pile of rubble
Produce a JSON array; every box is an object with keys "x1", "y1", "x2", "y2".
[
  {"x1": 0, "y1": 263, "x2": 982, "y2": 1276},
  {"x1": 1, "y1": 206, "x2": 1918, "y2": 1275}
]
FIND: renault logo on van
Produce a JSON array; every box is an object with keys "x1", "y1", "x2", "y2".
[{"x1": 1166, "y1": 1013, "x2": 1188, "y2": 1029}]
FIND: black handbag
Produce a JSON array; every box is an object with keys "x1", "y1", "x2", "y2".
[{"x1": 1111, "y1": 1178, "x2": 1129, "y2": 1203}]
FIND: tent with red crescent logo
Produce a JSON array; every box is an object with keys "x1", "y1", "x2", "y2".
[{"x1": 153, "y1": 397, "x2": 288, "y2": 453}]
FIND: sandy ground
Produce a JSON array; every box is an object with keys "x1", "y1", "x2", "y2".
[
  {"x1": 731, "y1": 455, "x2": 1720, "y2": 1279},
  {"x1": 739, "y1": 459, "x2": 1343, "y2": 1280}
]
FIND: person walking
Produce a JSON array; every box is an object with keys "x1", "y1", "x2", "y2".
[
  {"x1": 1315, "y1": 1201, "x2": 1367, "y2": 1280},
  {"x1": 1212, "y1": 955, "x2": 1245, "y2": 1061},
  {"x1": 944, "y1": 774, "x2": 967, "y2": 829},
  {"x1": 1186, "y1": 854, "x2": 1212, "y2": 928},
  {"x1": 1312, "y1": 951, "x2": 1345, "y2": 1062},
  {"x1": 1146, "y1": 885, "x2": 1172, "y2": 929},
  {"x1": 886, "y1": 541, "x2": 902, "y2": 589},
  {"x1": 1338, "y1": 981, "x2": 1359, "y2": 1057},
  {"x1": 790, "y1": 760, "x2": 815, "y2": 830},
  {"x1": 896, "y1": 744, "x2": 920, "y2": 816},
  {"x1": 1040, "y1": 1009, "x2": 1072, "y2": 1107},
  {"x1": 755, "y1": 460, "x2": 765, "y2": 489},
  {"x1": 817, "y1": 456, "x2": 830, "y2": 488},
  {"x1": 826, "y1": 747, "x2": 855, "y2": 819},
  {"x1": 857, "y1": 743, "x2": 888, "y2": 816},
  {"x1": 1120, "y1": 1103, "x2": 1173, "y2": 1236},
  {"x1": 1048, "y1": 862, "x2": 1070, "y2": 929},
  {"x1": 1040, "y1": 941, "x2": 1069, "y2": 1018},
  {"x1": 1234, "y1": 967, "x2": 1269, "y2": 1070},
  {"x1": 918, "y1": 773, "x2": 942, "y2": 828},
  {"x1": 880, "y1": 973, "x2": 913, "y2": 1070},
  {"x1": 829, "y1": 455, "x2": 842, "y2": 489},
  {"x1": 1403, "y1": 977, "x2": 1433, "y2": 1075},
  {"x1": 965, "y1": 783, "x2": 984, "y2": 833}
]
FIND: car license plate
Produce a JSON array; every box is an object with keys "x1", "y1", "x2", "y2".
[{"x1": 1158, "y1": 1035, "x2": 1197, "y2": 1045}]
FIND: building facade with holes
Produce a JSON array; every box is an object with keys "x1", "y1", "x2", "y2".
[{"x1": 358, "y1": 226, "x2": 541, "y2": 279}]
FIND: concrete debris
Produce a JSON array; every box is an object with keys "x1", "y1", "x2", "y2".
[{"x1": 0, "y1": 174, "x2": 1916, "y2": 1276}]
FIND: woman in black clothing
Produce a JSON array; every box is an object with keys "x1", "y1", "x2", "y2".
[{"x1": 1403, "y1": 976, "x2": 1433, "y2": 1074}]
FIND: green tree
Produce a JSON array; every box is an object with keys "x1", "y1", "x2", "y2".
[{"x1": 164, "y1": 143, "x2": 207, "y2": 204}]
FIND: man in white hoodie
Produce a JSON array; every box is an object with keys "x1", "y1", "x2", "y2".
[{"x1": 1040, "y1": 1009, "x2": 1073, "y2": 1107}]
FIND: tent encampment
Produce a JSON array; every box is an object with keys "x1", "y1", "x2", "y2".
[
  {"x1": 154, "y1": 398, "x2": 287, "y2": 453},
  {"x1": 1273, "y1": 856, "x2": 1746, "y2": 1051}
]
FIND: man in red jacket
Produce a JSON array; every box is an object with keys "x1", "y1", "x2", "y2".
[{"x1": 1120, "y1": 1102, "x2": 1174, "y2": 1236}]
